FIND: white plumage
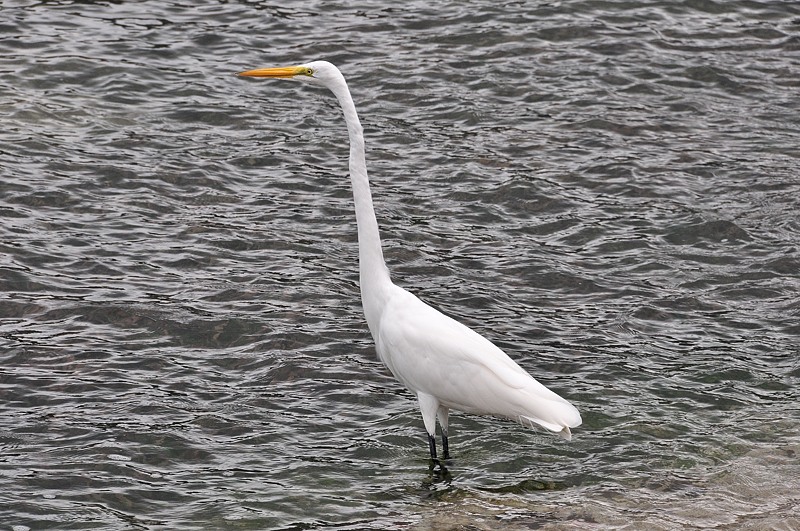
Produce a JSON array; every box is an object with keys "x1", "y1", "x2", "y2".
[
  {"x1": 239, "y1": 60, "x2": 581, "y2": 460},
  {"x1": 375, "y1": 284, "x2": 580, "y2": 437}
]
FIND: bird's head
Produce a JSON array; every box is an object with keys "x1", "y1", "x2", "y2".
[{"x1": 237, "y1": 60, "x2": 344, "y2": 90}]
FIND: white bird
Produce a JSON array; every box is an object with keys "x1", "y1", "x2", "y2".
[{"x1": 238, "y1": 61, "x2": 581, "y2": 460}]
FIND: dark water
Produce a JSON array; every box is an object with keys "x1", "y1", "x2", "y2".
[{"x1": 2, "y1": 1, "x2": 799, "y2": 529}]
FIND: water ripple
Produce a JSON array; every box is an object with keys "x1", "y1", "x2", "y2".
[{"x1": 1, "y1": 0, "x2": 799, "y2": 529}]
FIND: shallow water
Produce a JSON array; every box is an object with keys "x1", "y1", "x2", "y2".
[{"x1": 1, "y1": 1, "x2": 799, "y2": 529}]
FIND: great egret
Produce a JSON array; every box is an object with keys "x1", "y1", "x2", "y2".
[{"x1": 238, "y1": 61, "x2": 581, "y2": 460}]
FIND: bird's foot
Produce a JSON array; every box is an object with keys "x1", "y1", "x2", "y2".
[{"x1": 428, "y1": 455, "x2": 453, "y2": 472}]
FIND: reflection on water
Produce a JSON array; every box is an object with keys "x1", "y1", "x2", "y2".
[{"x1": 1, "y1": 0, "x2": 799, "y2": 529}]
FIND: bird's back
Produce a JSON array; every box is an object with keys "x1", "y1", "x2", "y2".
[{"x1": 373, "y1": 284, "x2": 581, "y2": 437}]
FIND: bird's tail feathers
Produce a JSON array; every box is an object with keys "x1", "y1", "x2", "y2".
[
  {"x1": 518, "y1": 396, "x2": 582, "y2": 441},
  {"x1": 518, "y1": 415, "x2": 576, "y2": 441}
]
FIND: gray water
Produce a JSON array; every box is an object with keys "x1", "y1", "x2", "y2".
[{"x1": 1, "y1": 1, "x2": 799, "y2": 529}]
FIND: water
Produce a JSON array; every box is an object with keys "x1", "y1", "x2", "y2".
[{"x1": 1, "y1": 0, "x2": 799, "y2": 529}]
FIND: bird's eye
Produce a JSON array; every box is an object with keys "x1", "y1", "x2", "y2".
[{"x1": 305, "y1": 68, "x2": 314, "y2": 76}]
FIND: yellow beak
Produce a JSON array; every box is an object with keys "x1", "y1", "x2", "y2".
[{"x1": 237, "y1": 66, "x2": 309, "y2": 78}]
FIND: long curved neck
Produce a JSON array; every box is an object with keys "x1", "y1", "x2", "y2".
[{"x1": 329, "y1": 80, "x2": 392, "y2": 328}]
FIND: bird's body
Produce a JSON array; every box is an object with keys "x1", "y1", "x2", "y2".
[
  {"x1": 375, "y1": 284, "x2": 580, "y2": 433},
  {"x1": 239, "y1": 61, "x2": 581, "y2": 459}
]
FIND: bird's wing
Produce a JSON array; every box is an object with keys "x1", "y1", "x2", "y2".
[
  {"x1": 375, "y1": 286, "x2": 578, "y2": 432},
  {"x1": 376, "y1": 288, "x2": 520, "y2": 391}
]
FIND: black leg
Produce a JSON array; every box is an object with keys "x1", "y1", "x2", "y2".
[
  {"x1": 442, "y1": 433, "x2": 450, "y2": 460},
  {"x1": 428, "y1": 433, "x2": 437, "y2": 460}
]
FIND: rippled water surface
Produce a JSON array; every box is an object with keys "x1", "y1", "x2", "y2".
[{"x1": 2, "y1": 1, "x2": 799, "y2": 529}]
